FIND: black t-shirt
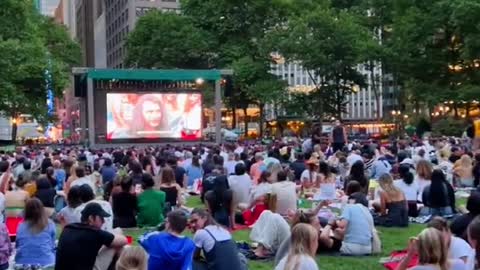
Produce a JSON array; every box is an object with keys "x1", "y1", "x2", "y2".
[
  {"x1": 55, "y1": 223, "x2": 115, "y2": 270},
  {"x1": 450, "y1": 213, "x2": 476, "y2": 241},
  {"x1": 174, "y1": 166, "x2": 186, "y2": 187},
  {"x1": 290, "y1": 160, "x2": 306, "y2": 181},
  {"x1": 112, "y1": 191, "x2": 138, "y2": 227}
]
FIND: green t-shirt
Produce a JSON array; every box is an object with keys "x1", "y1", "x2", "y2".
[{"x1": 137, "y1": 189, "x2": 166, "y2": 227}]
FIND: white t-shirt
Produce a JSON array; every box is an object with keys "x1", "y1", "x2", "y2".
[
  {"x1": 193, "y1": 225, "x2": 232, "y2": 252},
  {"x1": 224, "y1": 160, "x2": 239, "y2": 175},
  {"x1": 300, "y1": 170, "x2": 317, "y2": 184},
  {"x1": 347, "y1": 153, "x2": 363, "y2": 167},
  {"x1": 272, "y1": 181, "x2": 297, "y2": 216},
  {"x1": 250, "y1": 183, "x2": 273, "y2": 202},
  {"x1": 394, "y1": 179, "x2": 420, "y2": 201},
  {"x1": 228, "y1": 174, "x2": 252, "y2": 206},
  {"x1": 275, "y1": 255, "x2": 319, "y2": 270},
  {"x1": 449, "y1": 236, "x2": 475, "y2": 270},
  {"x1": 70, "y1": 176, "x2": 96, "y2": 194},
  {"x1": 415, "y1": 176, "x2": 431, "y2": 202}
]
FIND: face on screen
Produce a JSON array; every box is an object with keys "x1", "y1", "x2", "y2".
[
  {"x1": 106, "y1": 93, "x2": 202, "y2": 140},
  {"x1": 142, "y1": 101, "x2": 162, "y2": 128}
]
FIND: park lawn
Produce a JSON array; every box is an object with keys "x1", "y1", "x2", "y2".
[{"x1": 122, "y1": 195, "x2": 433, "y2": 270}]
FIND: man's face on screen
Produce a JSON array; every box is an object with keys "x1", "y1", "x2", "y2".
[{"x1": 142, "y1": 101, "x2": 162, "y2": 128}]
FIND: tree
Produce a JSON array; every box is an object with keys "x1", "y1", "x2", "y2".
[
  {"x1": 0, "y1": 1, "x2": 80, "y2": 141},
  {"x1": 125, "y1": 11, "x2": 213, "y2": 69},
  {"x1": 268, "y1": 2, "x2": 373, "y2": 129},
  {"x1": 386, "y1": 0, "x2": 480, "y2": 118}
]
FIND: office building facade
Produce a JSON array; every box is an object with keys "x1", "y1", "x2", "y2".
[{"x1": 270, "y1": 62, "x2": 384, "y2": 122}]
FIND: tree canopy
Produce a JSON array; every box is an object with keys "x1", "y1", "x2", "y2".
[{"x1": 0, "y1": 0, "x2": 80, "y2": 126}]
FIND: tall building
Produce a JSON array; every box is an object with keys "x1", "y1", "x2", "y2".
[
  {"x1": 270, "y1": 62, "x2": 384, "y2": 122},
  {"x1": 76, "y1": 0, "x2": 96, "y2": 67},
  {"x1": 104, "y1": 0, "x2": 180, "y2": 68}
]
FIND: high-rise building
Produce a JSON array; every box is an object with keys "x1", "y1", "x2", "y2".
[
  {"x1": 76, "y1": 0, "x2": 96, "y2": 67},
  {"x1": 270, "y1": 62, "x2": 384, "y2": 122},
  {"x1": 104, "y1": 0, "x2": 180, "y2": 68}
]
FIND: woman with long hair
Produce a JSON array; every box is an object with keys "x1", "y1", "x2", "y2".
[
  {"x1": 186, "y1": 156, "x2": 203, "y2": 188},
  {"x1": 190, "y1": 208, "x2": 244, "y2": 270},
  {"x1": 159, "y1": 166, "x2": 182, "y2": 209},
  {"x1": 454, "y1": 155, "x2": 474, "y2": 188},
  {"x1": 204, "y1": 174, "x2": 234, "y2": 228},
  {"x1": 374, "y1": 173, "x2": 408, "y2": 227},
  {"x1": 345, "y1": 160, "x2": 369, "y2": 194},
  {"x1": 275, "y1": 223, "x2": 319, "y2": 270},
  {"x1": 451, "y1": 191, "x2": 480, "y2": 240},
  {"x1": 112, "y1": 176, "x2": 138, "y2": 228},
  {"x1": 421, "y1": 169, "x2": 456, "y2": 217},
  {"x1": 116, "y1": 246, "x2": 148, "y2": 270},
  {"x1": 416, "y1": 159, "x2": 433, "y2": 198},
  {"x1": 395, "y1": 164, "x2": 420, "y2": 217},
  {"x1": 396, "y1": 228, "x2": 466, "y2": 270},
  {"x1": 130, "y1": 94, "x2": 169, "y2": 138},
  {"x1": 15, "y1": 198, "x2": 56, "y2": 267}
]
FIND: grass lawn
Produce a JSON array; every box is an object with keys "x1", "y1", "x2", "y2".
[{"x1": 121, "y1": 195, "x2": 467, "y2": 270}]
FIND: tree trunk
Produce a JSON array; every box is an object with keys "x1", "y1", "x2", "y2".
[
  {"x1": 466, "y1": 103, "x2": 471, "y2": 117},
  {"x1": 11, "y1": 121, "x2": 17, "y2": 144},
  {"x1": 259, "y1": 103, "x2": 264, "y2": 137},
  {"x1": 453, "y1": 103, "x2": 459, "y2": 118},
  {"x1": 242, "y1": 107, "x2": 248, "y2": 137},
  {"x1": 231, "y1": 107, "x2": 237, "y2": 129},
  {"x1": 369, "y1": 61, "x2": 381, "y2": 122}
]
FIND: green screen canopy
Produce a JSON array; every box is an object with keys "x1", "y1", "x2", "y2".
[{"x1": 87, "y1": 69, "x2": 222, "y2": 81}]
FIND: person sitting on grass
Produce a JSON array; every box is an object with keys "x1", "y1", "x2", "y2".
[
  {"x1": 275, "y1": 223, "x2": 319, "y2": 270},
  {"x1": 421, "y1": 169, "x2": 456, "y2": 217},
  {"x1": 56, "y1": 202, "x2": 128, "y2": 270},
  {"x1": 395, "y1": 227, "x2": 466, "y2": 270},
  {"x1": 427, "y1": 217, "x2": 475, "y2": 269},
  {"x1": 204, "y1": 174, "x2": 233, "y2": 228},
  {"x1": 57, "y1": 185, "x2": 83, "y2": 227},
  {"x1": 5, "y1": 175, "x2": 30, "y2": 218},
  {"x1": 249, "y1": 210, "x2": 291, "y2": 260},
  {"x1": 450, "y1": 191, "x2": 480, "y2": 241},
  {"x1": 116, "y1": 246, "x2": 148, "y2": 270},
  {"x1": 15, "y1": 198, "x2": 56, "y2": 268},
  {"x1": 189, "y1": 208, "x2": 245, "y2": 270},
  {"x1": 0, "y1": 221, "x2": 12, "y2": 270},
  {"x1": 140, "y1": 210, "x2": 195, "y2": 270},
  {"x1": 374, "y1": 173, "x2": 408, "y2": 227},
  {"x1": 330, "y1": 192, "x2": 374, "y2": 256},
  {"x1": 112, "y1": 176, "x2": 138, "y2": 228},
  {"x1": 159, "y1": 167, "x2": 182, "y2": 211},
  {"x1": 467, "y1": 216, "x2": 480, "y2": 269},
  {"x1": 137, "y1": 173, "x2": 166, "y2": 227}
]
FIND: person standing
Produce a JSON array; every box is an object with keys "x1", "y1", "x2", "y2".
[{"x1": 330, "y1": 120, "x2": 348, "y2": 153}]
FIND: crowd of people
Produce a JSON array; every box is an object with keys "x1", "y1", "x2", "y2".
[{"x1": 0, "y1": 124, "x2": 478, "y2": 269}]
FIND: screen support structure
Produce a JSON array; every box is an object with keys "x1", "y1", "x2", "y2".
[{"x1": 78, "y1": 68, "x2": 233, "y2": 148}]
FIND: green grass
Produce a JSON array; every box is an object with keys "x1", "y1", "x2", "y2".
[{"x1": 120, "y1": 195, "x2": 432, "y2": 270}]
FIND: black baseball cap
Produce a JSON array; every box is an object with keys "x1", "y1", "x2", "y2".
[{"x1": 81, "y1": 203, "x2": 111, "y2": 219}]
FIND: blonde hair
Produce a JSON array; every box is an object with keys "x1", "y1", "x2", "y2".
[
  {"x1": 416, "y1": 160, "x2": 433, "y2": 180},
  {"x1": 284, "y1": 224, "x2": 318, "y2": 270},
  {"x1": 417, "y1": 228, "x2": 448, "y2": 270},
  {"x1": 116, "y1": 247, "x2": 147, "y2": 270},
  {"x1": 378, "y1": 173, "x2": 401, "y2": 198}
]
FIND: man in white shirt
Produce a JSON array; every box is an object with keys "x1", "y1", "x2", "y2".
[
  {"x1": 347, "y1": 149, "x2": 363, "y2": 167},
  {"x1": 271, "y1": 170, "x2": 297, "y2": 216},
  {"x1": 224, "y1": 153, "x2": 238, "y2": 175},
  {"x1": 70, "y1": 167, "x2": 96, "y2": 195}
]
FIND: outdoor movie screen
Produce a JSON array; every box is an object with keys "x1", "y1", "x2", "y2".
[{"x1": 106, "y1": 93, "x2": 202, "y2": 140}]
